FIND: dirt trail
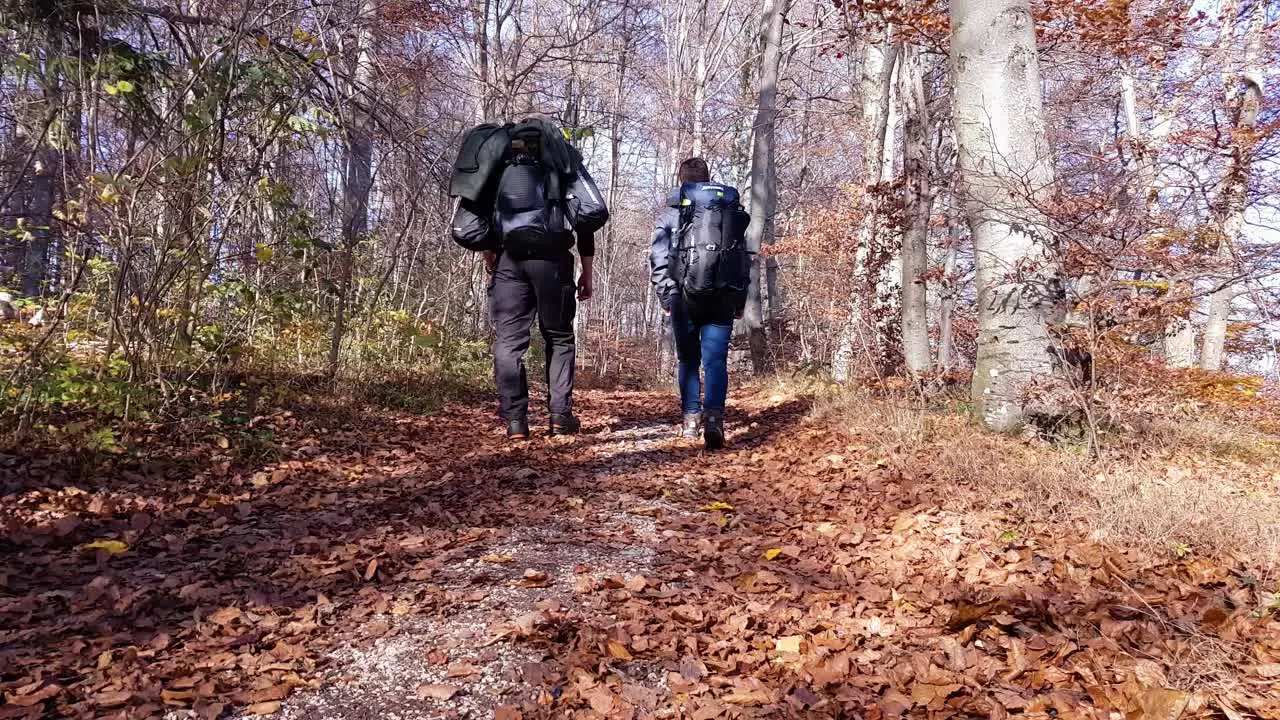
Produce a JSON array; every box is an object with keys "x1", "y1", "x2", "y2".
[
  {"x1": 270, "y1": 418, "x2": 692, "y2": 720},
  {"x1": 3, "y1": 389, "x2": 1279, "y2": 719}
]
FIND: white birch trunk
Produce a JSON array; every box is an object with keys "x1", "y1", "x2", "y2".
[{"x1": 1118, "y1": 59, "x2": 1194, "y2": 368}]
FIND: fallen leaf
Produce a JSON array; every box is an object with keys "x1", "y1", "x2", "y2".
[
  {"x1": 790, "y1": 686, "x2": 821, "y2": 707},
  {"x1": 775, "y1": 635, "x2": 803, "y2": 654},
  {"x1": 763, "y1": 548, "x2": 783, "y2": 560},
  {"x1": 446, "y1": 663, "x2": 480, "y2": 678},
  {"x1": 208, "y1": 606, "x2": 241, "y2": 626},
  {"x1": 607, "y1": 641, "x2": 633, "y2": 660},
  {"x1": 1142, "y1": 688, "x2": 1190, "y2": 720},
  {"x1": 480, "y1": 554, "x2": 514, "y2": 564},
  {"x1": 1252, "y1": 663, "x2": 1280, "y2": 678},
  {"x1": 245, "y1": 700, "x2": 282, "y2": 715},
  {"x1": 722, "y1": 689, "x2": 771, "y2": 704},
  {"x1": 94, "y1": 690, "x2": 133, "y2": 707},
  {"x1": 585, "y1": 687, "x2": 616, "y2": 713},
  {"x1": 79, "y1": 539, "x2": 128, "y2": 555},
  {"x1": 4, "y1": 684, "x2": 61, "y2": 706},
  {"x1": 416, "y1": 684, "x2": 460, "y2": 701},
  {"x1": 948, "y1": 600, "x2": 996, "y2": 628},
  {"x1": 699, "y1": 500, "x2": 735, "y2": 512}
]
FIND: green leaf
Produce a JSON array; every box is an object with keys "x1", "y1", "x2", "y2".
[{"x1": 255, "y1": 243, "x2": 274, "y2": 264}]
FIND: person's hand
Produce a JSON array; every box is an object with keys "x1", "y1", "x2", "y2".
[
  {"x1": 483, "y1": 250, "x2": 498, "y2": 274},
  {"x1": 577, "y1": 271, "x2": 594, "y2": 301}
]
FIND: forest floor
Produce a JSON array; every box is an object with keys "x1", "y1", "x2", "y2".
[{"x1": 2, "y1": 382, "x2": 1280, "y2": 719}]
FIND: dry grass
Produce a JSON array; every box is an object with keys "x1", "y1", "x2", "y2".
[{"x1": 809, "y1": 383, "x2": 1280, "y2": 577}]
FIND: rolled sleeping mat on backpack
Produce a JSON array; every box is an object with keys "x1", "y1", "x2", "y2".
[
  {"x1": 565, "y1": 163, "x2": 610, "y2": 235},
  {"x1": 450, "y1": 197, "x2": 499, "y2": 252}
]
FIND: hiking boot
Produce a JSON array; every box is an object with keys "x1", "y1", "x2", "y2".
[
  {"x1": 505, "y1": 416, "x2": 530, "y2": 441},
  {"x1": 549, "y1": 413, "x2": 581, "y2": 436},
  {"x1": 680, "y1": 413, "x2": 702, "y2": 439},
  {"x1": 704, "y1": 412, "x2": 725, "y2": 450}
]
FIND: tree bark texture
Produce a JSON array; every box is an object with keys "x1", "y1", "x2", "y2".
[{"x1": 951, "y1": 0, "x2": 1065, "y2": 432}]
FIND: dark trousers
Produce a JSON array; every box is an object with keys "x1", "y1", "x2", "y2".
[{"x1": 489, "y1": 251, "x2": 577, "y2": 419}]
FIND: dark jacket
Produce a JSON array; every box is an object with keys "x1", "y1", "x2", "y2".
[{"x1": 649, "y1": 188, "x2": 747, "y2": 319}]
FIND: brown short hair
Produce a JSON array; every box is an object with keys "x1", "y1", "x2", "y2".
[{"x1": 677, "y1": 157, "x2": 710, "y2": 184}]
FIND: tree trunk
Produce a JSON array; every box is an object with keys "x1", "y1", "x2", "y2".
[
  {"x1": 742, "y1": 0, "x2": 788, "y2": 374},
  {"x1": 899, "y1": 44, "x2": 932, "y2": 376},
  {"x1": 936, "y1": 221, "x2": 961, "y2": 373},
  {"x1": 605, "y1": 0, "x2": 632, "y2": 338},
  {"x1": 474, "y1": 0, "x2": 492, "y2": 122},
  {"x1": 691, "y1": 0, "x2": 709, "y2": 157},
  {"x1": 1200, "y1": 1, "x2": 1263, "y2": 372},
  {"x1": 831, "y1": 32, "x2": 899, "y2": 381},
  {"x1": 21, "y1": 35, "x2": 64, "y2": 298},
  {"x1": 951, "y1": 0, "x2": 1064, "y2": 432},
  {"x1": 1164, "y1": 314, "x2": 1197, "y2": 368},
  {"x1": 328, "y1": 0, "x2": 378, "y2": 379}
]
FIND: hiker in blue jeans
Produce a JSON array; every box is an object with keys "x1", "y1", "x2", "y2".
[{"x1": 649, "y1": 158, "x2": 751, "y2": 449}]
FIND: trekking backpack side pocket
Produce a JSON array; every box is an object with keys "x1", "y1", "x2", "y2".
[
  {"x1": 451, "y1": 197, "x2": 498, "y2": 252},
  {"x1": 565, "y1": 165, "x2": 610, "y2": 235}
]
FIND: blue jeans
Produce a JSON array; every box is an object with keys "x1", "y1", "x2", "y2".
[{"x1": 672, "y1": 300, "x2": 732, "y2": 415}]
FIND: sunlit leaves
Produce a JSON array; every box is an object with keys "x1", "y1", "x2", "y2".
[{"x1": 102, "y1": 80, "x2": 135, "y2": 96}]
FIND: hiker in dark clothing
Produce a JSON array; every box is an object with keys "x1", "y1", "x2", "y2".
[
  {"x1": 650, "y1": 157, "x2": 751, "y2": 449},
  {"x1": 449, "y1": 117, "x2": 609, "y2": 440}
]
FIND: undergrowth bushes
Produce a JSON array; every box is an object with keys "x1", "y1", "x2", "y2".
[{"x1": 0, "y1": 314, "x2": 496, "y2": 451}]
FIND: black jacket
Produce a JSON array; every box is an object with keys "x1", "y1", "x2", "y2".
[{"x1": 649, "y1": 188, "x2": 748, "y2": 318}]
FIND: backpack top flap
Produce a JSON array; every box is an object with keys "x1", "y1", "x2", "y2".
[
  {"x1": 679, "y1": 182, "x2": 741, "y2": 210},
  {"x1": 678, "y1": 182, "x2": 744, "y2": 250}
]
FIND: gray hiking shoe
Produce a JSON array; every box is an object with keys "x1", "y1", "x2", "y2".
[{"x1": 680, "y1": 413, "x2": 702, "y2": 439}]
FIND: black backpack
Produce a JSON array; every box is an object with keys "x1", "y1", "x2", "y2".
[
  {"x1": 494, "y1": 153, "x2": 571, "y2": 257},
  {"x1": 671, "y1": 182, "x2": 751, "y2": 298},
  {"x1": 450, "y1": 122, "x2": 609, "y2": 255}
]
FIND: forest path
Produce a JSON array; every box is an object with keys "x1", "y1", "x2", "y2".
[
  {"x1": 264, "y1": 388, "x2": 804, "y2": 720},
  {"x1": 3, "y1": 388, "x2": 1276, "y2": 719},
  {"x1": 255, "y1": 389, "x2": 1277, "y2": 720}
]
